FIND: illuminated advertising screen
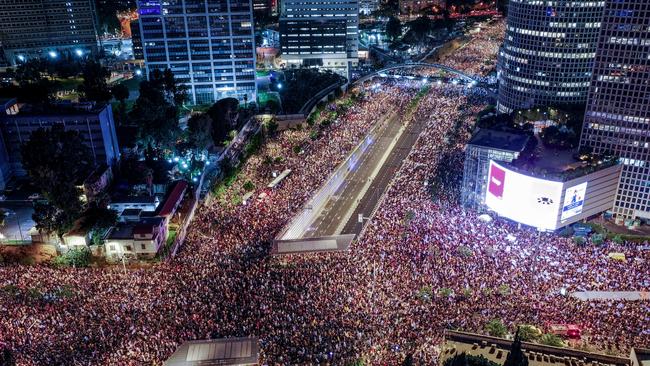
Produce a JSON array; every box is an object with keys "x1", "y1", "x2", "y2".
[
  {"x1": 561, "y1": 182, "x2": 588, "y2": 221},
  {"x1": 485, "y1": 161, "x2": 563, "y2": 230}
]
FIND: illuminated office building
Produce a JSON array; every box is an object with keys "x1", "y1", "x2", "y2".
[
  {"x1": 0, "y1": 0, "x2": 99, "y2": 65},
  {"x1": 279, "y1": 0, "x2": 358, "y2": 77},
  {"x1": 137, "y1": 0, "x2": 257, "y2": 105},
  {"x1": 579, "y1": 0, "x2": 650, "y2": 221},
  {"x1": 496, "y1": 1, "x2": 604, "y2": 114}
]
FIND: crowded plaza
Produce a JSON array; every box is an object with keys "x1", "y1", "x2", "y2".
[{"x1": 1, "y1": 20, "x2": 649, "y2": 366}]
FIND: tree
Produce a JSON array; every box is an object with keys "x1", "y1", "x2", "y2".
[
  {"x1": 386, "y1": 16, "x2": 402, "y2": 42},
  {"x1": 78, "y1": 60, "x2": 112, "y2": 103},
  {"x1": 129, "y1": 78, "x2": 181, "y2": 155},
  {"x1": 517, "y1": 325, "x2": 542, "y2": 342},
  {"x1": 504, "y1": 330, "x2": 529, "y2": 366},
  {"x1": 111, "y1": 83, "x2": 130, "y2": 126},
  {"x1": 539, "y1": 334, "x2": 565, "y2": 347},
  {"x1": 187, "y1": 113, "x2": 214, "y2": 152},
  {"x1": 21, "y1": 125, "x2": 93, "y2": 235},
  {"x1": 208, "y1": 98, "x2": 240, "y2": 146},
  {"x1": 408, "y1": 16, "x2": 433, "y2": 44},
  {"x1": 485, "y1": 319, "x2": 508, "y2": 338},
  {"x1": 83, "y1": 207, "x2": 118, "y2": 245}
]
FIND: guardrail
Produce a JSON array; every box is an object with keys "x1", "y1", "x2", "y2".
[
  {"x1": 298, "y1": 80, "x2": 348, "y2": 116},
  {"x1": 276, "y1": 112, "x2": 393, "y2": 240}
]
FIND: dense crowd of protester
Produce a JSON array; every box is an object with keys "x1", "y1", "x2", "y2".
[
  {"x1": 1, "y1": 21, "x2": 648, "y2": 365},
  {"x1": 439, "y1": 18, "x2": 505, "y2": 77}
]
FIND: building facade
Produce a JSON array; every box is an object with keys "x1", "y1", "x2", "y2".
[
  {"x1": 461, "y1": 129, "x2": 529, "y2": 209},
  {"x1": 360, "y1": 0, "x2": 380, "y2": 15},
  {"x1": 0, "y1": 102, "x2": 120, "y2": 186},
  {"x1": 0, "y1": 0, "x2": 99, "y2": 65},
  {"x1": 279, "y1": 0, "x2": 359, "y2": 77},
  {"x1": 137, "y1": 0, "x2": 257, "y2": 105},
  {"x1": 579, "y1": 0, "x2": 650, "y2": 222},
  {"x1": 399, "y1": 0, "x2": 445, "y2": 15},
  {"x1": 496, "y1": 1, "x2": 605, "y2": 114}
]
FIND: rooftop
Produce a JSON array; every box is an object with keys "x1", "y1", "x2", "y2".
[
  {"x1": 157, "y1": 180, "x2": 188, "y2": 217},
  {"x1": 467, "y1": 128, "x2": 530, "y2": 152},
  {"x1": 164, "y1": 337, "x2": 259, "y2": 366},
  {"x1": 1, "y1": 101, "x2": 109, "y2": 117}
]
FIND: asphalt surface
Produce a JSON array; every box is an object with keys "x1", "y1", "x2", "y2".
[
  {"x1": 341, "y1": 113, "x2": 428, "y2": 235},
  {"x1": 304, "y1": 114, "x2": 402, "y2": 238},
  {"x1": 303, "y1": 104, "x2": 430, "y2": 238}
]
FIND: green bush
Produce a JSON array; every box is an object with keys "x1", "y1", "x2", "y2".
[
  {"x1": 611, "y1": 235, "x2": 624, "y2": 244},
  {"x1": 266, "y1": 119, "x2": 278, "y2": 136},
  {"x1": 517, "y1": 325, "x2": 542, "y2": 342},
  {"x1": 485, "y1": 319, "x2": 507, "y2": 338},
  {"x1": 293, "y1": 145, "x2": 302, "y2": 154},
  {"x1": 539, "y1": 333, "x2": 565, "y2": 347},
  {"x1": 591, "y1": 233, "x2": 605, "y2": 246},
  {"x1": 243, "y1": 180, "x2": 255, "y2": 192},
  {"x1": 310, "y1": 131, "x2": 319, "y2": 140},
  {"x1": 418, "y1": 285, "x2": 433, "y2": 301},
  {"x1": 54, "y1": 247, "x2": 91, "y2": 267},
  {"x1": 457, "y1": 245, "x2": 473, "y2": 258},
  {"x1": 573, "y1": 236, "x2": 586, "y2": 246},
  {"x1": 438, "y1": 287, "x2": 454, "y2": 298},
  {"x1": 497, "y1": 284, "x2": 511, "y2": 296}
]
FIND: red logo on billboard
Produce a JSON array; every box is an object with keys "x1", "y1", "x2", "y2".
[{"x1": 488, "y1": 164, "x2": 505, "y2": 199}]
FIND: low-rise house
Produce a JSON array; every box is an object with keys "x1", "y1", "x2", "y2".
[
  {"x1": 104, "y1": 217, "x2": 166, "y2": 262},
  {"x1": 108, "y1": 195, "x2": 159, "y2": 215},
  {"x1": 61, "y1": 221, "x2": 90, "y2": 248},
  {"x1": 157, "y1": 180, "x2": 188, "y2": 224}
]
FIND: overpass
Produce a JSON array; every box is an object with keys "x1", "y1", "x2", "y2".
[{"x1": 352, "y1": 62, "x2": 480, "y2": 86}]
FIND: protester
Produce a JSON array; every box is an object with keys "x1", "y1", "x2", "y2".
[{"x1": 0, "y1": 22, "x2": 648, "y2": 365}]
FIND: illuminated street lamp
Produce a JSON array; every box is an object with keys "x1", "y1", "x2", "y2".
[
  {"x1": 75, "y1": 49, "x2": 84, "y2": 57},
  {"x1": 48, "y1": 50, "x2": 58, "y2": 59}
]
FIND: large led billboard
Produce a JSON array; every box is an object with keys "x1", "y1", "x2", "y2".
[
  {"x1": 560, "y1": 182, "x2": 588, "y2": 222},
  {"x1": 485, "y1": 161, "x2": 563, "y2": 230}
]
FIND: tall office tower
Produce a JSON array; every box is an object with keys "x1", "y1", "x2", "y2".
[
  {"x1": 496, "y1": 1, "x2": 604, "y2": 114},
  {"x1": 137, "y1": 0, "x2": 257, "y2": 105},
  {"x1": 579, "y1": 0, "x2": 650, "y2": 221},
  {"x1": 130, "y1": 20, "x2": 144, "y2": 60},
  {"x1": 280, "y1": 0, "x2": 359, "y2": 78},
  {"x1": 0, "y1": 0, "x2": 99, "y2": 65},
  {"x1": 253, "y1": 0, "x2": 277, "y2": 17}
]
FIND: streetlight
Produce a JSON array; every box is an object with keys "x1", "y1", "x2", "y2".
[
  {"x1": 135, "y1": 69, "x2": 143, "y2": 76},
  {"x1": 48, "y1": 50, "x2": 58, "y2": 59},
  {"x1": 17, "y1": 55, "x2": 25, "y2": 62},
  {"x1": 75, "y1": 49, "x2": 84, "y2": 57},
  {"x1": 277, "y1": 83, "x2": 283, "y2": 90}
]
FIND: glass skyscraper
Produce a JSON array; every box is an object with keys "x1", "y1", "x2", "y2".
[
  {"x1": 497, "y1": 0, "x2": 604, "y2": 114},
  {"x1": 137, "y1": 0, "x2": 257, "y2": 105},
  {"x1": 579, "y1": 0, "x2": 650, "y2": 221},
  {"x1": 279, "y1": 0, "x2": 358, "y2": 77},
  {"x1": 0, "y1": 0, "x2": 99, "y2": 65}
]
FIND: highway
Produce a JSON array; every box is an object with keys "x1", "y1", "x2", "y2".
[
  {"x1": 304, "y1": 113, "x2": 402, "y2": 237},
  {"x1": 302, "y1": 102, "x2": 430, "y2": 238}
]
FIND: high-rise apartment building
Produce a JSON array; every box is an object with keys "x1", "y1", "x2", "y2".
[
  {"x1": 0, "y1": 0, "x2": 99, "y2": 65},
  {"x1": 137, "y1": 0, "x2": 257, "y2": 105},
  {"x1": 279, "y1": 0, "x2": 359, "y2": 77},
  {"x1": 579, "y1": 0, "x2": 650, "y2": 221},
  {"x1": 496, "y1": 1, "x2": 604, "y2": 114}
]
